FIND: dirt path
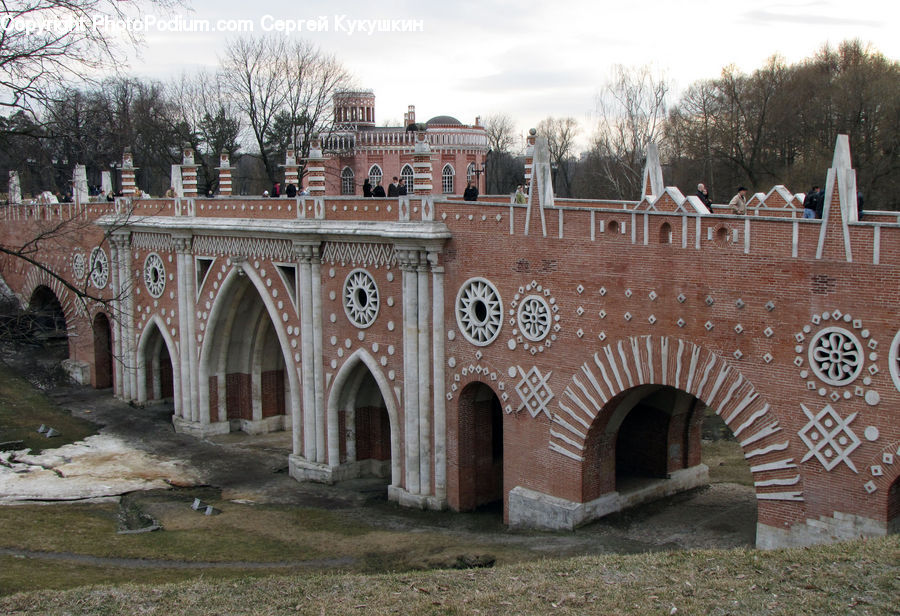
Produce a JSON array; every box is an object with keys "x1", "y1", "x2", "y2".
[{"x1": 0, "y1": 547, "x2": 353, "y2": 569}]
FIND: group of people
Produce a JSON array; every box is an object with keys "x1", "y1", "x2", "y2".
[{"x1": 363, "y1": 177, "x2": 407, "y2": 197}]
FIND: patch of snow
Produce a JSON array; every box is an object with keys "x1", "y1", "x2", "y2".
[{"x1": 0, "y1": 434, "x2": 202, "y2": 503}]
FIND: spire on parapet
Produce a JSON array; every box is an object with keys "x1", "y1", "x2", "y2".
[
  {"x1": 73, "y1": 165, "x2": 88, "y2": 204},
  {"x1": 524, "y1": 134, "x2": 553, "y2": 236},
  {"x1": 641, "y1": 143, "x2": 664, "y2": 201},
  {"x1": 817, "y1": 134, "x2": 858, "y2": 262}
]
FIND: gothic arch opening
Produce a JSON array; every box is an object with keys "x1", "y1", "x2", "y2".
[
  {"x1": 452, "y1": 382, "x2": 504, "y2": 512},
  {"x1": 92, "y1": 312, "x2": 113, "y2": 389},
  {"x1": 27, "y1": 286, "x2": 68, "y2": 356},
  {"x1": 202, "y1": 272, "x2": 291, "y2": 434},
  {"x1": 139, "y1": 320, "x2": 175, "y2": 403},
  {"x1": 336, "y1": 367, "x2": 392, "y2": 483}
]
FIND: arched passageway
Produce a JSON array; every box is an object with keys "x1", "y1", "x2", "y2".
[
  {"x1": 453, "y1": 382, "x2": 504, "y2": 512},
  {"x1": 582, "y1": 384, "x2": 756, "y2": 543},
  {"x1": 338, "y1": 370, "x2": 392, "y2": 482},
  {"x1": 92, "y1": 312, "x2": 112, "y2": 389},
  {"x1": 203, "y1": 273, "x2": 290, "y2": 434},
  {"x1": 140, "y1": 320, "x2": 175, "y2": 402},
  {"x1": 27, "y1": 286, "x2": 68, "y2": 356}
]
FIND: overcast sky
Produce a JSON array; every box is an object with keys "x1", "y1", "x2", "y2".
[{"x1": 127, "y1": 0, "x2": 898, "y2": 149}]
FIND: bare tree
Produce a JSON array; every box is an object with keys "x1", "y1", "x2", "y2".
[
  {"x1": 0, "y1": 0, "x2": 173, "y2": 114},
  {"x1": 590, "y1": 64, "x2": 669, "y2": 199},
  {"x1": 169, "y1": 70, "x2": 242, "y2": 193},
  {"x1": 280, "y1": 41, "x2": 352, "y2": 183},
  {"x1": 483, "y1": 113, "x2": 519, "y2": 193},
  {"x1": 221, "y1": 36, "x2": 352, "y2": 188},
  {"x1": 536, "y1": 116, "x2": 579, "y2": 197},
  {"x1": 220, "y1": 36, "x2": 288, "y2": 186}
]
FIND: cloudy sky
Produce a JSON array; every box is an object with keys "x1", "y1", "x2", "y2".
[{"x1": 127, "y1": 0, "x2": 897, "y2": 149}]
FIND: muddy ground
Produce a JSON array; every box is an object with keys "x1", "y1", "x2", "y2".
[{"x1": 0, "y1": 343, "x2": 758, "y2": 559}]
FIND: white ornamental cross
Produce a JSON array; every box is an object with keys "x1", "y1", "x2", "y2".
[
  {"x1": 515, "y1": 366, "x2": 553, "y2": 418},
  {"x1": 798, "y1": 403, "x2": 860, "y2": 472}
]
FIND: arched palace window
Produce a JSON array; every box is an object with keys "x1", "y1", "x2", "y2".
[{"x1": 341, "y1": 167, "x2": 355, "y2": 195}]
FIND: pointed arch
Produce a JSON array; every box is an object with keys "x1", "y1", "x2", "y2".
[
  {"x1": 550, "y1": 335, "x2": 803, "y2": 504},
  {"x1": 136, "y1": 314, "x2": 182, "y2": 413},
  {"x1": 367, "y1": 164, "x2": 383, "y2": 188},
  {"x1": 400, "y1": 164, "x2": 414, "y2": 192},
  {"x1": 198, "y1": 264, "x2": 300, "y2": 436},
  {"x1": 341, "y1": 166, "x2": 355, "y2": 195},
  {"x1": 441, "y1": 163, "x2": 455, "y2": 194},
  {"x1": 326, "y1": 348, "x2": 401, "y2": 486}
]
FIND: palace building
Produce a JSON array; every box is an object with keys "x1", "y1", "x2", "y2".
[{"x1": 319, "y1": 90, "x2": 489, "y2": 196}]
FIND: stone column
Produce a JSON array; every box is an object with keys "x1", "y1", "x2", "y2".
[
  {"x1": 216, "y1": 152, "x2": 232, "y2": 196},
  {"x1": 417, "y1": 253, "x2": 431, "y2": 495},
  {"x1": 120, "y1": 148, "x2": 138, "y2": 197},
  {"x1": 428, "y1": 250, "x2": 447, "y2": 502},
  {"x1": 180, "y1": 145, "x2": 199, "y2": 198},
  {"x1": 108, "y1": 236, "x2": 125, "y2": 397},
  {"x1": 183, "y1": 244, "x2": 200, "y2": 423},
  {"x1": 310, "y1": 248, "x2": 326, "y2": 464},
  {"x1": 412, "y1": 128, "x2": 433, "y2": 195},
  {"x1": 121, "y1": 235, "x2": 137, "y2": 400},
  {"x1": 108, "y1": 231, "x2": 137, "y2": 402},
  {"x1": 397, "y1": 248, "x2": 421, "y2": 494},
  {"x1": 173, "y1": 236, "x2": 195, "y2": 422},
  {"x1": 295, "y1": 242, "x2": 318, "y2": 462}
]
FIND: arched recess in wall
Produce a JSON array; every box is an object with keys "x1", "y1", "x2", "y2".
[
  {"x1": 92, "y1": 312, "x2": 113, "y2": 389},
  {"x1": 198, "y1": 265, "x2": 300, "y2": 434},
  {"x1": 659, "y1": 222, "x2": 673, "y2": 244},
  {"x1": 550, "y1": 336, "x2": 802, "y2": 516},
  {"x1": 326, "y1": 348, "x2": 401, "y2": 487},
  {"x1": 136, "y1": 315, "x2": 180, "y2": 410},
  {"x1": 453, "y1": 380, "x2": 504, "y2": 513}
]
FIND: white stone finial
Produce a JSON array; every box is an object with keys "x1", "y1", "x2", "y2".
[
  {"x1": 641, "y1": 143, "x2": 664, "y2": 200},
  {"x1": 831, "y1": 134, "x2": 852, "y2": 171},
  {"x1": 171, "y1": 164, "x2": 184, "y2": 198},
  {"x1": 8, "y1": 170, "x2": 21, "y2": 205},
  {"x1": 73, "y1": 164, "x2": 89, "y2": 204}
]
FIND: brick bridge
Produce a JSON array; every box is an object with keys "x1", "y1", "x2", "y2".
[{"x1": 1, "y1": 134, "x2": 898, "y2": 549}]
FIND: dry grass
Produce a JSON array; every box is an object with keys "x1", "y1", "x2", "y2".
[
  {"x1": 0, "y1": 536, "x2": 896, "y2": 615},
  {"x1": 0, "y1": 368, "x2": 97, "y2": 452}
]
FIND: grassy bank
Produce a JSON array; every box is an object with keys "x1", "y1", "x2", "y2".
[
  {"x1": 0, "y1": 366, "x2": 97, "y2": 452},
  {"x1": 1, "y1": 535, "x2": 896, "y2": 615}
]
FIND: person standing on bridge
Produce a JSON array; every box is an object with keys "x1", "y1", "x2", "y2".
[
  {"x1": 802, "y1": 186, "x2": 819, "y2": 219},
  {"x1": 696, "y1": 183, "x2": 712, "y2": 211},
  {"x1": 729, "y1": 186, "x2": 748, "y2": 215},
  {"x1": 463, "y1": 180, "x2": 478, "y2": 201}
]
